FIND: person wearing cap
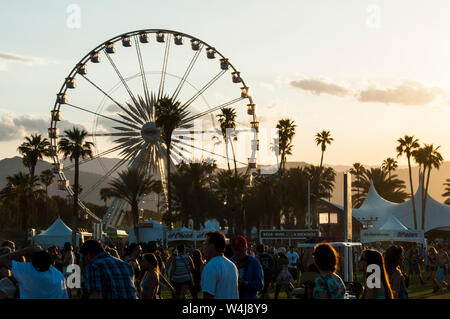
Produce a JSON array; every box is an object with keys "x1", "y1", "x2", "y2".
[{"x1": 230, "y1": 235, "x2": 264, "y2": 299}]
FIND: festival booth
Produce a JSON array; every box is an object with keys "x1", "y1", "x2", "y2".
[
  {"x1": 324, "y1": 181, "x2": 450, "y2": 235},
  {"x1": 360, "y1": 215, "x2": 425, "y2": 244},
  {"x1": 166, "y1": 221, "x2": 226, "y2": 248},
  {"x1": 129, "y1": 219, "x2": 166, "y2": 244},
  {"x1": 32, "y1": 216, "x2": 85, "y2": 249}
]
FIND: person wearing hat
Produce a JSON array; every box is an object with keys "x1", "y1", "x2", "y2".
[{"x1": 229, "y1": 235, "x2": 264, "y2": 299}]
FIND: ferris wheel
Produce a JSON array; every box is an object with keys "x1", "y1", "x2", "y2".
[{"x1": 48, "y1": 29, "x2": 259, "y2": 229}]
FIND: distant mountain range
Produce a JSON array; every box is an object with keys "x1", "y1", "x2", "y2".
[{"x1": 0, "y1": 156, "x2": 449, "y2": 207}]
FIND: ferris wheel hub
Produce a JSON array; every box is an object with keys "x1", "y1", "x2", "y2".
[{"x1": 140, "y1": 121, "x2": 160, "y2": 143}]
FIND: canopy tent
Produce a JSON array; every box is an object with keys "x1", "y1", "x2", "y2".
[
  {"x1": 324, "y1": 180, "x2": 450, "y2": 233},
  {"x1": 129, "y1": 219, "x2": 165, "y2": 244},
  {"x1": 32, "y1": 217, "x2": 84, "y2": 249},
  {"x1": 360, "y1": 216, "x2": 424, "y2": 243}
]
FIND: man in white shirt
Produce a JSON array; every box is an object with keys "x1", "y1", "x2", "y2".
[
  {"x1": 286, "y1": 246, "x2": 300, "y2": 282},
  {"x1": 0, "y1": 245, "x2": 68, "y2": 299},
  {"x1": 201, "y1": 231, "x2": 238, "y2": 299}
]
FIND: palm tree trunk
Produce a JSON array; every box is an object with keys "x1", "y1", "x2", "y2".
[
  {"x1": 407, "y1": 156, "x2": 417, "y2": 230},
  {"x1": 72, "y1": 156, "x2": 79, "y2": 248},
  {"x1": 423, "y1": 165, "x2": 432, "y2": 231},
  {"x1": 319, "y1": 151, "x2": 324, "y2": 170},
  {"x1": 132, "y1": 201, "x2": 140, "y2": 243},
  {"x1": 225, "y1": 138, "x2": 231, "y2": 171},
  {"x1": 420, "y1": 165, "x2": 426, "y2": 231},
  {"x1": 166, "y1": 140, "x2": 172, "y2": 228},
  {"x1": 230, "y1": 138, "x2": 238, "y2": 178}
]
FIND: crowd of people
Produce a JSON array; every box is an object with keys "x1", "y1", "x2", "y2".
[{"x1": 0, "y1": 234, "x2": 449, "y2": 299}]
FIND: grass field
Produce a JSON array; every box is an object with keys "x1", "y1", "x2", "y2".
[{"x1": 158, "y1": 269, "x2": 450, "y2": 299}]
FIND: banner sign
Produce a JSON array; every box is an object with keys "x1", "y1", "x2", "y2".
[
  {"x1": 259, "y1": 229, "x2": 319, "y2": 240},
  {"x1": 166, "y1": 230, "x2": 212, "y2": 241},
  {"x1": 361, "y1": 229, "x2": 424, "y2": 243}
]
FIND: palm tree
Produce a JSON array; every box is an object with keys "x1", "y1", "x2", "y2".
[
  {"x1": 108, "y1": 167, "x2": 158, "y2": 243},
  {"x1": 315, "y1": 130, "x2": 333, "y2": 171},
  {"x1": 171, "y1": 161, "x2": 218, "y2": 229},
  {"x1": 421, "y1": 144, "x2": 444, "y2": 230},
  {"x1": 217, "y1": 107, "x2": 238, "y2": 176},
  {"x1": 382, "y1": 157, "x2": 398, "y2": 180},
  {"x1": 213, "y1": 170, "x2": 247, "y2": 235},
  {"x1": 350, "y1": 163, "x2": 366, "y2": 206},
  {"x1": 100, "y1": 187, "x2": 113, "y2": 208},
  {"x1": 17, "y1": 134, "x2": 50, "y2": 186},
  {"x1": 443, "y1": 179, "x2": 450, "y2": 205},
  {"x1": 0, "y1": 172, "x2": 39, "y2": 233},
  {"x1": 397, "y1": 135, "x2": 420, "y2": 229},
  {"x1": 352, "y1": 168, "x2": 409, "y2": 207},
  {"x1": 39, "y1": 169, "x2": 54, "y2": 197},
  {"x1": 155, "y1": 95, "x2": 189, "y2": 227},
  {"x1": 276, "y1": 119, "x2": 296, "y2": 173},
  {"x1": 58, "y1": 127, "x2": 94, "y2": 247}
]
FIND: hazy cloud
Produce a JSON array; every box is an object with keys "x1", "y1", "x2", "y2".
[
  {"x1": 0, "y1": 52, "x2": 58, "y2": 70},
  {"x1": 290, "y1": 78, "x2": 348, "y2": 97},
  {"x1": 0, "y1": 113, "x2": 84, "y2": 141},
  {"x1": 356, "y1": 80, "x2": 441, "y2": 105}
]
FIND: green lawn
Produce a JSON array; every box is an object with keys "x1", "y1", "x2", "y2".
[{"x1": 159, "y1": 270, "x2": 450, "y2": 299}]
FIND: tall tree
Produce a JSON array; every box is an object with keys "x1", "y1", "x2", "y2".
[
  {"x1": 39, "y1": 169, "x2": 54, "y2": 197},
  {"x1": 58, "y1": 127, "x2": 94, "y2": 247},
  {"x1": 352, "y1": 168, "x2": 409, "y2": 207},
  {"x1": 0, "y1": 172, "x2": 40, "y2": 233},
  {"x1": 171, "y1": 161, "x2": 218, "y2": 229},
  {"x1": 421, "y1": 144, "x2": 444, "y2": 230},
  {"x1": 155, "y1": 96, "x2": 189, "y2": 227},
  {"x1": 217, "y1": 107, "x2": 238, "y2": 176},
  {"x1": 108, "y1": 167, "x2": 158, "y2": 243},
  {"x1": 396, "y1": 135, "x2": 420, "y2": 229},
  {"x1": 350, "y1": 163, "x2": 366, "y2": 207},
  {"x1": 382, "y1": 157, "x2": 398, "y2": 180},
  {"x1": 17, "y1": 134, "x2": 50, "y2": 186},
  {"x1": 276, "y1": 119, "x2": 296, "y2": 173},
  {"x1": 443, "y1": 179, "x2": 450, "y2": 205},
  {"x1": 99, "y1": 187, "x2": 113, "y2": 208},
  {"x1": 315, "y1": 130, "x2": 333, "y2": 170},
  {"x1": 213, "y1": 170, "x2": 247, "y2": 235}
]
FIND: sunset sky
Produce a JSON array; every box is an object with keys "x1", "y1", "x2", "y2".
[{"x1": 1, "y1": 0, "x2": 449, "y2": 167}]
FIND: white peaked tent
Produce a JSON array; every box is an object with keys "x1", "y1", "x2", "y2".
[
  {"x1": 379, "y1": 216, "x2": 408, "y2": 231},
  {"x1": 360, "y1": 215, "x2": 424, "y2": 243},
  {"x1": 324, "y1": 180, "x2": 450, "y2": 235},
  {"x1": 33, "y1": 217, "x2": 83, "y2": 249},
  {"x1": 129, "y1": 219, "x2": 166, "y2": 244}
]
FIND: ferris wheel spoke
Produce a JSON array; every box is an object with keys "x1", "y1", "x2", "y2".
[
  {"x1": 87, "y1": 132, "x2": 141, "y2": 138},
  {"x1": 63, "y1": 103, "x2": 141, "y2": 130},
  {"x1": 181, "y1": 97, "x2": 244, "y2": 124},
  {"x1": 157, "y1": 34, "x2": 172, "y2": 101},
  {"x1": 134, "y1": 36, "x2": 151, "y2": 113},
  {"x1": 172, "y1": 138, "x2": 247, "y2": 165},
  {"x1": 181, "y1": 69, "x2": 227, "y2": 108},
  {"x1": 62, "y1": 144, "x2": 126, "y2": 171},
  {"x1": 104, "y1": 50, "x2": 139, "y2": 106},
  {"x1": 80, "y1": 75, "x2": 124, "y2": 110},
  {"x1": 171, "y1": 44, "x2": 204, "y2": 101},
  {"x1": 79, "y1": 155, "x2": 130, "y2": 202}
]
